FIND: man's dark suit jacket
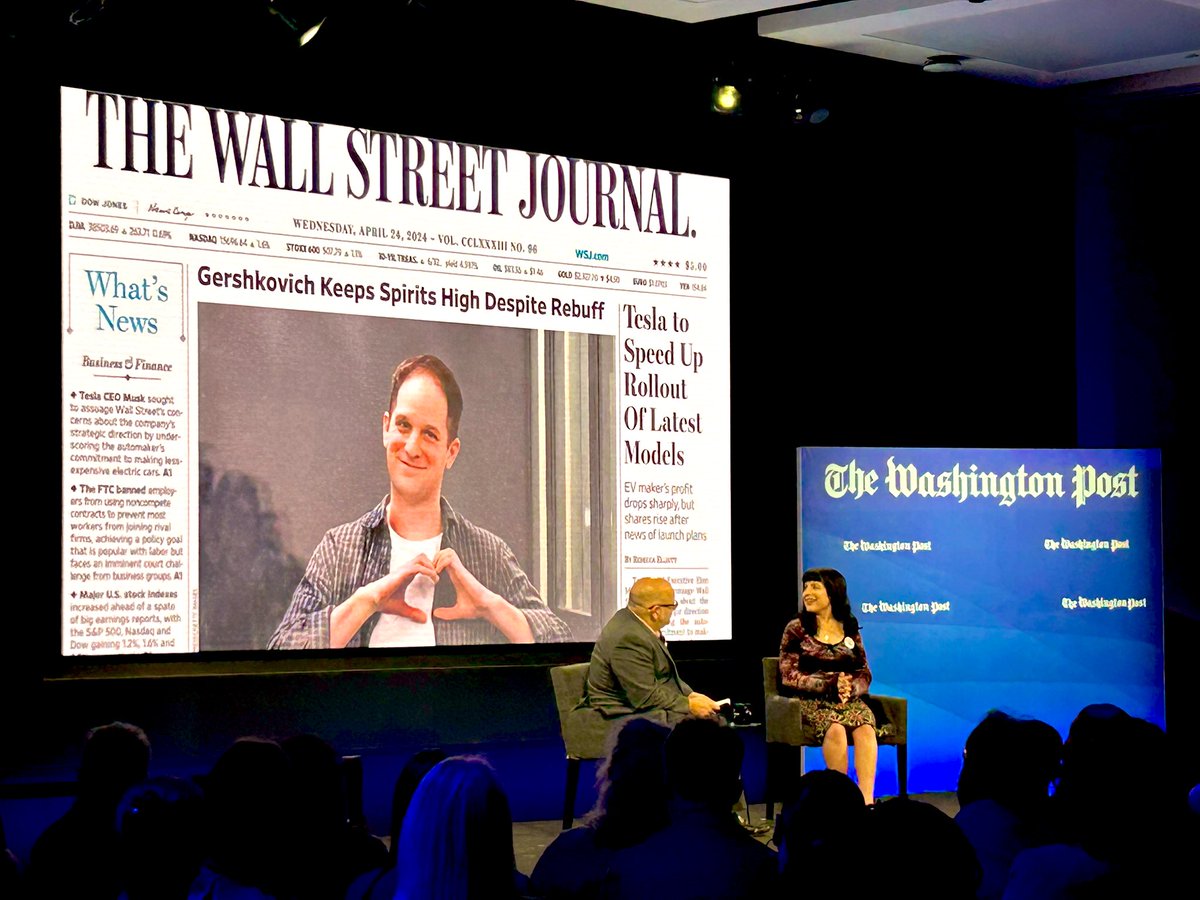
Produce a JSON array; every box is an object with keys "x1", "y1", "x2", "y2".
[{"x1": 581, "y1": 606, "x2": 692, "y2": 720}]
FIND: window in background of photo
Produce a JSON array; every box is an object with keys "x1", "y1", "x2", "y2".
[{"x1": 534, "y1": 331, "x2": 617, "y2": 633}]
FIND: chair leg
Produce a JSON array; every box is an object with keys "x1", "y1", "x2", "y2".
[
  {"x1": 765, "y1": 765, "x2": 773, "y2": 822},
  {"x1": 765, "y1": 743, "x2": 806, "y2": 821},
  {"x1": 562, "y1": 757, "x2": 581, "y2": 830},
  {"x1": 896, "y1": 745, "x2": 908, "y2": 798},
  {"x1": 764, "y1": 742, "x2": 777, "y2": 820}
]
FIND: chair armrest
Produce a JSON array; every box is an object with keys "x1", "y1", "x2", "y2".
[
  {"x1": 864, "y1": 694, "x2": 907, "y2": 744},
  {"x1": 763, "y1": 656, "x2": 780, "y2": 699},
  {"x1": 765, "y1": 695, "x2": 807, "y2": 745}
]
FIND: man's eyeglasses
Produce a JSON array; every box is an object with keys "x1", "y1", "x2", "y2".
[{"x1": 650, "y1": 603, "x2": 678, "y2": 610}]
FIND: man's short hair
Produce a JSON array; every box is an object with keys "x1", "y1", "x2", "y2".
[
  {"x1": 628, "y1": 577, "x2": 673, "y2": 609},
  {"x1": 388, "y1": 354, "x2": 464, "y2": 441}
]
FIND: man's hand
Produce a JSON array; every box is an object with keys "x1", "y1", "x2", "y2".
[
  {"x1": 369, "y1": 554, "x2": 440, "y2": 621},
  {"x1": 688, "y1": 692, "x2": 723, "y2": 718},
  {"x1": 431, "y1": 548, "x2": 534, "y2": 642},
  {"x1": 836, "y1": 672, "x2": 853, "y2": 704},
  {"x1": 330, "y1": 553, "x2": 438, "y2": 647},
  {"x1": 431, "y1": 548, "x2": 496, "y2": 621}
]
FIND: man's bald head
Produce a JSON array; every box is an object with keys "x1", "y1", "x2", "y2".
[{"x1": 629, "y1": 578, "x2": 674, "y2": 610}]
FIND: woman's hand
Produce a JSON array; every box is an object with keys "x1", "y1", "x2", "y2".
[{"x1": 837, "y1": 672, "x2": 853, "y2": 703}]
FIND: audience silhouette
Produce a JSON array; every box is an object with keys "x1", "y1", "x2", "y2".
[
  {"x1": 7, "y1": 699, "x2": 1192, "y2": 900},
  {"x1": 953, "y1": 710, "x2": 1062, "y2": 899},
  {"x1": 189, "y1": 736, "x2": 299, "y2": 899},
  {"x1": 774, "y1": 768, "x2": 867, "y2": 886},
  {"x1": 598, "y1": 715, "x2": 778, "y2": 899},
  {"x1": 2, "y1": 812, "x2": 23, "y2": 900},
  {"x1": 344, "y1": 747, "x2": 448, "y2": 900},
  {"x1": 115, "y1": 775, "x2": 204, "y2": 900},
  {"x1": 393, "y1": 754, "x2": 526, "y2": 900},
  {"x1": 386, "y1": 749, "x2": 450, "y2": 867},
  {"x1": 866, "y1": 796, "x2": 982, "y2": 899},
  {"x1": 280, "y1": 734, "x2": 387, "y2": 900},
  {"x1": 26, "y1": 721, "x2": 151, "y2": 900},
  {"x1": 1003, "y1": 703, "x2": 1188, "y2": 897},
  {"x1": 531, "y1": 717, "x2": 671, "y2": 899}
]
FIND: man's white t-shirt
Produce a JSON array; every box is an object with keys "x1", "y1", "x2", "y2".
[{"x1": 368, "y1": 529, "x2": 442, "y2": 647}]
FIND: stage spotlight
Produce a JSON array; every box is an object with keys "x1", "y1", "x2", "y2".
[
  {"x1": 268, "y1": 0, "x2": 328, "y2": 47},
  {"x1": 298, "y1": 18, "x2": 325, "y2": 46},
  {"x1": 712, "y1": 82, "x2": 742, "y2": 115}
]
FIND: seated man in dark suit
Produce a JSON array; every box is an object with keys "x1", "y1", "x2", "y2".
[
  {"x1": 600, "y1": 716, "x2": 779, "y2": 899},
  {"x1": 581, "y1": 577, "x2": 722, "y2": 723}
]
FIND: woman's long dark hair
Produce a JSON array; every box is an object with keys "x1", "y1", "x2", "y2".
[{"x1": 799, "y1": 567, "x2": 861, "y2": 636}]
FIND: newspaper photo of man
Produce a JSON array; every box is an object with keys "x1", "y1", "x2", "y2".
[{"x1": 268, "y1": 354, "x2": 572, "y2": 648}]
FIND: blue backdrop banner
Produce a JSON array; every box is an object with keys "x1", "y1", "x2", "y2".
[{"x1": 797, "y1": 447, "x2": 1164, "y2": 794}]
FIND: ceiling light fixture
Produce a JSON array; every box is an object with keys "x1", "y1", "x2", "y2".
[{"x1": 712, "y1": 82, "x2": 742, "y2": 115}]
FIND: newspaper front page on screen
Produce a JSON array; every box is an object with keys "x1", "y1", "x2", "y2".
[{"x1": 60, "y1": 86, "x2": 731, "y2": 655}]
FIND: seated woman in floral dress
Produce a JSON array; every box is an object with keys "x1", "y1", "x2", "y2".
[{"x1": 779, "y1": 567, "x2": 881, "y2": 805}]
